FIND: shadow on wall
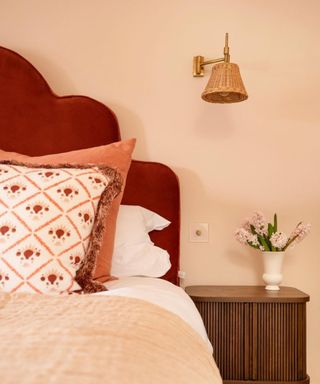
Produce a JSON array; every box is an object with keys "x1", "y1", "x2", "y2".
[
  {"x1": 106, "y1": 102, "x2": 149, "y2": 160},
  {"x1": 19, "y1": 48, "x2": 78, "y2": 94},
  {"x1": 193, "y1": 103, "x2": 236, "y2": 140}
]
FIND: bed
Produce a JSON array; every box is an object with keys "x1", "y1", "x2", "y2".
[{"x1": 0, "y1": 46, "x2": 222, "y2": 383}]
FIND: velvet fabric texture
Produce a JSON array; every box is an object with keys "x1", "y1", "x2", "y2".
[
  {"x1": 0, "y1": 47, "x2": 121, "y2": 155},
  {"x1": 0, "y1": 139, "x2": 135, "y2": 282}
]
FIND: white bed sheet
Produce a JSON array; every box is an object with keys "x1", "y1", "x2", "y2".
[{"x1": 94, "y1": 276, "x2": 213, "y2": 353}]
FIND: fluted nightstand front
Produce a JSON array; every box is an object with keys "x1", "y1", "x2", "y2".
[{"x1": 186, "y1": 285, "x2": 310, "y2": 384}]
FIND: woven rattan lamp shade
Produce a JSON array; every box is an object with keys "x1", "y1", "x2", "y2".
[{"x1": 202, "y1": 62, "x2": 248, "y2": 103}]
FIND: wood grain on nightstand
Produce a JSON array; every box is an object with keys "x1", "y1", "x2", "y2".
[{"x1": 186, "y1": 285, "x2": 309, "y2": 384}]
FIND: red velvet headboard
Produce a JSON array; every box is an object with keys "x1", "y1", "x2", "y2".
[{"x1": 0, "y1": 46, "x2": 180, "y2": 285}]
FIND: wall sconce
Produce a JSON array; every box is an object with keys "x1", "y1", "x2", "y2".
[{"x1": 193, "y1": 33, "x2": 248, "y2": 103}]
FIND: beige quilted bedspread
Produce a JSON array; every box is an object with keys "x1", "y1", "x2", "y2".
[{"x1": 0, "y1": 292, "x2": 222, "y2": 384}]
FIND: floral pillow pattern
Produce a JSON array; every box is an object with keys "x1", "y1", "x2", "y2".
[{"x1": 0, "y1": 161, "x2": 121, "y2": 294}]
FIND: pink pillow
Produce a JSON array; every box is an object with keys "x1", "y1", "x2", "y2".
[{"x1": 0, "y1": 139, "x2": 136, "y2": 282}]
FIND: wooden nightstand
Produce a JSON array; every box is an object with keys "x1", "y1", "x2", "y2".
[{"x1": 185, "y1": 286, "x2": 309, "y2": 384}]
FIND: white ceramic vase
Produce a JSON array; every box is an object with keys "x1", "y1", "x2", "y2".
[{"x1": 262, "y1": 251, "x2": 284, "y2": 291}]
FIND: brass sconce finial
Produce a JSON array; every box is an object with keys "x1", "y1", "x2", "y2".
[{"x1": 193, "y1": 33, "x2": 248, "y2": 104}]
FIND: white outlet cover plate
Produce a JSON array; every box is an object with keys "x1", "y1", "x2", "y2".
[{"x1": 189, "y1": 223, "x2": 209, "y2": 243}]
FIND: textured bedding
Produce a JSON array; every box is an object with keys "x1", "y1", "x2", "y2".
[
  {"x1": 0, "y1": 292, "x2": 222, "y2": 384},
  {"x1": 102, "y1": 276, "x2": 213, "y2": 351}
]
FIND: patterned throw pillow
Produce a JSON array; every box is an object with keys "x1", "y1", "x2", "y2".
[
  {"x1": 0, "y1": 138, "x2": 136, "y2": 282},
  {"x1": 0, "y1": 161, "x2": 121, "y2": 294}
]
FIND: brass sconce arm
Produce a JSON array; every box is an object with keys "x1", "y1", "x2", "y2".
[
  {"x1": 193, "y1": 56, "x2": 224, "y2": 77},
  {"x1": 193, "y1": 33, "x2": 230, "y2": 77}
]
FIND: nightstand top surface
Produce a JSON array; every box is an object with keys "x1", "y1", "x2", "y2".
[{"x1": 185, "y1": 285, "x2": 309, "y2": 303}]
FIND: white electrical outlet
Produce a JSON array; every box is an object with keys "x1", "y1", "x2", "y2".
[{"x1": 189, "y1": 223, "x2": 209, "y2": 242}]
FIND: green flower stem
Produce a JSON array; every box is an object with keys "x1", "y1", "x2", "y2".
[
  {"x1": 283, "y1": 234, "x2": 299, "y2": 251},
  {"x1": 258, "y1": 235, "x2": 270, "y2": 251},
  {"x1": 273, "y1": 214, "x2": 277, "y2": 232}
]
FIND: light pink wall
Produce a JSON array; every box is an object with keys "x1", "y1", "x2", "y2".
[{"x1": 0, "y1": 0, "x2": 319, "y2": 380}]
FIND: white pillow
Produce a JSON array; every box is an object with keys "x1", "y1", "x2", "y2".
[{"x1": 111, "y1": 205, "x2": 171, "y2": 277}]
